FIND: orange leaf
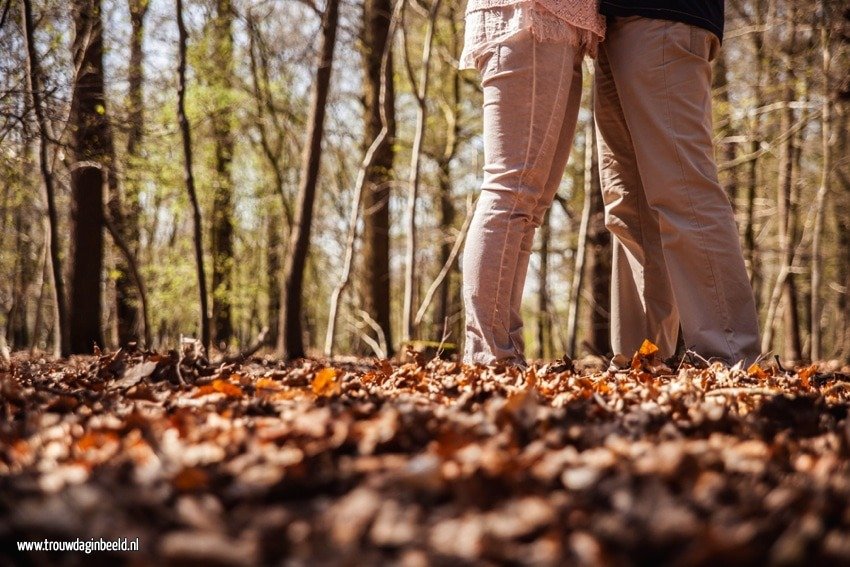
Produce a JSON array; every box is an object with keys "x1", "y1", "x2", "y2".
[
  {"x1": 193, "y1": 384, "x2": 217, "y2": 397},
  {"x1": 797, "y1": 364, "x2": 818, "y2": 389},
  {"x1": 76, "y1": 431, "x2": 118, "y2": 451},
  {"x1": 212, "y1": 379, "x2": 243, "y2": 398},
  {"x1": 256, "y1": 378, "x2": 281, "y2": 391},
  {"x1": 271, "y1": 390, "x2": 304, "y2": 401},
  {"x1": 312, "y1": 367, "x2": 341, "y2": 397},
  {"x1": 639, "y1": 340, "x2": 660, "y2": 357},
  {"x1": 747, "y1": 363, "x2": 768, "y2": 380}
]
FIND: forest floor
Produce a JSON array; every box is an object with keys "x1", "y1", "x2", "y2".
[{"x1": 2, "y1": 344, "x2": 850, "y2": 566}]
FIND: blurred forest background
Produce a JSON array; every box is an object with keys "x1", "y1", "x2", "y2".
[{"x1": 0, "y1": 0, "x2": 848, "y2": 363}]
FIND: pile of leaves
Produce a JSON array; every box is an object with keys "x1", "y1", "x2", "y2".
[{"x1": 2, "y1": 342, "x2": 850, "y2": 566}]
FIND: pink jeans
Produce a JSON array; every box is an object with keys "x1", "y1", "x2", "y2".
[{"x1": 462, "y1": 29, "x2": 582, "y2": 365}]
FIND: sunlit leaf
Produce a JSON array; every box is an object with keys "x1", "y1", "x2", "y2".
[
  {"x1": 747, "y1": 363, "x2": 768, "y2": 380},
  {"x1": 312, "y1": 368, "x2": 341, "y2": 397},
  {"x1": 798, "y1": 365, "x2": 818, "y2": 389},
  {"x1": 212, "y1": 379, "x2": 243, "y2": 398}
]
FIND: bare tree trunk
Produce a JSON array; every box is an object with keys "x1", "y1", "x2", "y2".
[
  {"x1": 434, "y1": 158, "x2": 457, "y2": 341},
  {"x1": 21, "y1": 0, "x2": 69, "y2": 357},
  {"x1": 811, "y1": 2, "x2": 832, "y2": 362},
  {"x1": 401, "y1": 0, "x2": 442, "y2": 345},
  {"x1": 266, "y1": 214, "x2": 281, "y2": 345},
  {"x1": 583, "y1": 122, "x2": 609, "y2": 355},
  {"x1": 115, "y1": 0, "x2": 149, "y2": 346},
  {"x1": 762, "y1": 15, "x2": 802, "y2": 361},
  {"x1": 69, "y1": 0, "x2": 111, "y2": 354},
  {"x1": 836, "y1": 104, "x2": 850, "y2": 363},
  {"x1": 209, "y1": 0, "x2": 235, "y2": 348},
  {"x1": 177, "y1": 0, "x2": 211, "y2": 352},
  {"x1": 566, "y1": 106, "x2": 596, "y2": 356},
  {"x1": 360, "y1": 0, "x2": 397, "y2": 356},
  {"x1": 31, "y1": 235, "x2": 49, "y2": 354},
  {"x1": 536, "y1": 209, "x2": 553, "y2": 360},
  {"x1": 742, "y1": 1, "x2": 773, "y2": 306},
  {"x1": 280, "y1": 0, "x2": 341, "y2": 360},
  {"x1": 713, "y1": 49, "x2": 739, "y2": 209},
  {"x1": 246, "y1": 12, "x2": 294, "y2": 348},
  {"x1": 432, "y1": 2, "x2": 462, "y2": 346},
  {"x1": 8, "y1": 206, "x2": 34, "y2": 349}
]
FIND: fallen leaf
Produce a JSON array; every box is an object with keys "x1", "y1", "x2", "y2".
[
  {"x1": 639, "y1": 340, "x2": 660, "y2": 357},
  {"x1": 312, "y1": 368, "x2": 341, "y2": 397},
  {"x1": 114, "y1": 360, "x2": 158, "y2": 389},
  {"x1": 798, "y1": 365, "x2": 818, "y2": 389},
  {"x1": 747, "y1": 363, "x2": 769, "y2": 380},
  {"x1": 213, "y1": 379, "x2": 243, "y2": 398}
]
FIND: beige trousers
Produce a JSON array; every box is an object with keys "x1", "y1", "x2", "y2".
[
  {"x1": 595, "y1": 16, "x2": 760, "y2": 364},
  {"x1": 462, "y1": 29, "x2": 583, "y2": 365}
]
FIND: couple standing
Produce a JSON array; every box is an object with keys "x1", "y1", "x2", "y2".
[{"x1": 460, "y1": 0, "x2": 761, "y2": 367}]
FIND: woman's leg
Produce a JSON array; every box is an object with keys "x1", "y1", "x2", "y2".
[
  {"x1": 462, "y1": 30, "x2": 581, "y2": 365},
  {"x1": 509, "y1": 58, "x2": 584, "y2": 356}
]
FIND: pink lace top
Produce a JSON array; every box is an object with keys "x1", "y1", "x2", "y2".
[{"x1": 460, "y1": 0, "x2": 605, "y2": 70}]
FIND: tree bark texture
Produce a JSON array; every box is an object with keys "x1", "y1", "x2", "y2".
[
  {"x1": 210, "y1": 0, "x2": 235, "y2": 347},
  {"x1": 114, "y1": 0, "x2": 149, "y2": 346},
  {"x1": 69, "y1": 0, "x2": 113, "y2": 354},
  {"x1": 177, "y1": 0, "x2": 211, "y2": 351},
  {"x1": 360, "y1": 0, "x2": 396, "y2": 356},
  {"x1": 22, "y1": 0, "x2": 70, "y2": 357},
  {"x1": 280, "y1": 0, "x2": 340, "y2": 360},
  {"x1": 401, "y1": 0, "x2": 442, "y2": 344},
  {"x1": 582, "y1": 124, "x2": 610, "y2": 356}
]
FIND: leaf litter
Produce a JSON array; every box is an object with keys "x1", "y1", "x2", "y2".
[{"x1": 2, "y1": 344, "x2": 850, "y2": 565}]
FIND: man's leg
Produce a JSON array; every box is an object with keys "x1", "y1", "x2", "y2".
[
  {"x1": 600, "y1": 16, "x2": 760, "y2": 364},
  {"x1": 594, "y1": 47, "x2": 679, "y2": 358}
]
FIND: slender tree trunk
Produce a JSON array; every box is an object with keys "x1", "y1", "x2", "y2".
[
  {"x1": 836, "y1": 103, "x2": 850, "y2": 362},
  {"x1": 246, "y1": 13, "x2": 292, "y2": 348},
  {"x1": 22, "y1": 0, "x2": 69, "y2": 357},
  {"x1": 360, "y1": 0, "x2": 397, "y2": 356},
  {"x1": 69, "y1": 0, "x2": 113, "y2": 354},
  {"x1": 114, "y1": 0, "x2": 149, "y2": 346},
  {"x1": 209, "y1": 0, "x2": 235, "y2": 348},
  {"x1": 434, "y1": 158, "x2": 457, "y2": 342},
  {"x1": 280, "y1": 0, "x2": 341, "y2": 360},
  {"x1": 566, "y1": 113, "x2": 595, "y2": 356},
  {"x1": 537, "y1": 209, "x2": 553, "y2": 360},
  {"x1": 713, "y1": 49, "x2": 739, "y2": 209},
  {"x1": 743, "y1": 2, "x2": 771, "y2": 305},
  {"x1": 266, "y1": 213, "x2": 281, "y2": 346},
  {"x1": 401, "y1": 0, "x2": 442, "y2": 344},
  {"x1": 583, "y1": 122, "x2": 609, "y2": 355},
  {"x1": 811, "y1": 2, "x2": 832, "y2": 361},
  {"x1": 432, "y1": 2, "x2": 462, "y2": 346},
  {"x1": 31, "y1": 235, "x2": 49, "y2": 354},
  {"x1": 762, "y1": 16, "x2": 802, "y2": 361},
  {"x1": 177, "y1": 0, "x2": 211, "y2": 352}
]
